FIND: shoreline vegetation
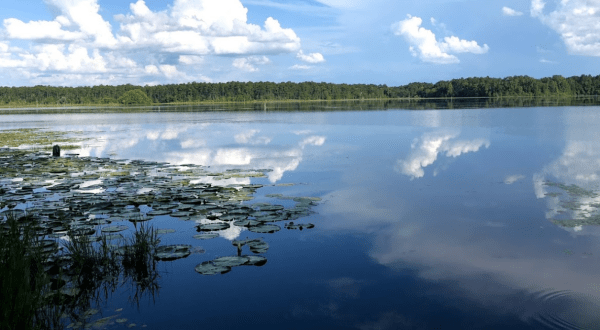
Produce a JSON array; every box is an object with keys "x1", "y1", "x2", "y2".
[{"x1": 1, "y1": 74, "x2": 600, "y2": 109}]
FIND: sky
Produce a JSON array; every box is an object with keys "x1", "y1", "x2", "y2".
[{"x1": 0, "y1": 0, "x2": 599, "y2": 87}]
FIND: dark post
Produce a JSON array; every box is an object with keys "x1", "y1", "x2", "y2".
[{"x1": 52, "y1": 145, "x2": 60, "y2": 157}]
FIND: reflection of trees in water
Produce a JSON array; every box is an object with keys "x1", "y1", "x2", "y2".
[{"x1": 3, "y1": 96, "x2": 599, "y2": 115}]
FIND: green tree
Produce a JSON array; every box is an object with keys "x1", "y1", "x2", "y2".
[{"x1": 117, "y1": 89, "x2": 153, "y2": 105}]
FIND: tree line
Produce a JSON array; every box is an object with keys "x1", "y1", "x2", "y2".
[{"x1": 1, "y1": 74, "x2": 600, "y2": 106}]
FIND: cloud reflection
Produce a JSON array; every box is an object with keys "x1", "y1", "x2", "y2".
[
  {"x1": 68, "y1": 124, "x2": 325, "y2": 184},
  {"x1": 396, "y1": 131, "x2": 490, "y2": 178}
]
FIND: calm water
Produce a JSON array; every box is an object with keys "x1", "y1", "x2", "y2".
[{"x1": 3, "y1": 105, "x2": 600, "y2": 329}]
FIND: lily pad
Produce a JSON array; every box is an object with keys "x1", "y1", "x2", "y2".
[
  {"x1": 193, "y1": 233, "x2": 219, "y2": 240},
  {"x1": 244, "y1": 255, "x2": 268, "y2": 266},
  {"x1": 247, "y1": 239, "x2": 269, "y2": 254},
  {"x1": 147, "y1": 210, "x2": 171, "y2": 216},
  {"x1": 233, "y1": 219, "x2": 261, "y2": 227},
  {"x1": 197, "y1": 223, "x2": 230, "y2": 231},
  {"x1": 101, "y1": 225, "x2": 128, "y2": 233},
  {"x1": 248, "y1": 224, "x2": 280, "y2": 234},
  {"x1": 155, "y1": 245, "x2": 192, "y2": 261},
  {"x1": 212, "y1": 256, "x2": 249, "y2": 267},
  {"x1": 194, "y1": 261, "x2": 231, "y2": 275}
]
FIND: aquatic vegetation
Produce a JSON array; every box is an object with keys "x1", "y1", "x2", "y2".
[
  {"x1": 543, "y1": 181, "x2": 598, "y2": 198},
  {"x1": 0, "y1": 128, "x2": 322, "y2": 326},
  {"x1": 543, "y1": 180, "x2": 600, "y2": 228},
  {"x1": 0, "y1": 128, "x2": 88, "y2": 149}
]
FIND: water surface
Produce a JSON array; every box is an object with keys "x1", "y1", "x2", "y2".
[{"x1": 3, "y1": 105, "x2": 600, "y2": 329}]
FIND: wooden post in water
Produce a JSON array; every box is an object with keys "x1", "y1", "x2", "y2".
[{"x1": 52, "y1": 145, "x2": 60, "y2": 157}]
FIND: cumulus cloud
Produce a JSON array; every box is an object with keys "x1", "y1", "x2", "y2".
[
  {"x1": 4, "y1": 0, "x2": 117, "y2": 47},
  {"x1": 296, "y1": 50, "x2": 325, "y2": 63},
  {"x1": 232, "y1": 56, "x2": 270, "y2": 72},
  {"x1": 391, "y1": 15, "x2": 489, "y2": 64},
  {"x1": 502, "y1": 6, "x2": 523, "y2": 16},
  {"x1": 0, "y1": 0, "x2": 302, "y2": 85},
  {"x1": 179, "y1": 55, "x2": 204, "y2": 65},
  {"x1": 290, "y1": 64, "x2": 311, "y2": 70},
  {"x1": 115, "y1": 0, "x2": 300, "y2": 55},
  {"x1": 531, "y1": 0, "x2": 600, "y2": 56},
  {"x1": 396, "y1": 131, "x2": 490, "y2": 179}
]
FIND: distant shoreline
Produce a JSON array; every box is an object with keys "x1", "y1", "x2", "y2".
[{"x1": 1, "y1": 75, "x2": 599, "y2": 107}]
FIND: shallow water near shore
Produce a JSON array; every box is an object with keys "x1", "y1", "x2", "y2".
[{"x1": 3, "y1": 104, "x2": 600, "y2": 329}]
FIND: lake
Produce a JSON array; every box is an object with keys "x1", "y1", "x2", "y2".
[{"x1": 2, "y1": 103, "x2": 600, "y2": 329}]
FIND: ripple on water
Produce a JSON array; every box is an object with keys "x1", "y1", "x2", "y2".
[{"x1": 521, "y1": 289, "x2": 600, "y2": 330}]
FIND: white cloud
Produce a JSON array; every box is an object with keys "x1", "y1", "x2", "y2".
[
  {"x1": 439, "y1": 36, "x2": 489, "y2": 54},
  {"x1": 531, "y1": 0, "x2": 600, "y2": 56},
  {"x1": 296, "y1": 50, "x2": 325, "y2": 63},
  {"x1": 531, "y1": 0, "x2": 545, "y2": 17},
  {"x1": 396, "y1": 131, "x2": 490, "y2": 179},
  {"x1": 116, "y1": 0, "x2": 300, "y2": 55},
  {"x1": 391, "y1": 15, "x2": 489, "y2": 64},
  {"x1": 232, "y1": 56, "x2": 271, "y2": 72},
  {"x1": 4, "y1": 0, "x2": 117, "y2": 47},
  {"x1": 19, "y1": 44, "x2": 107, "y2": 72},
  {"x1": 290, "y1": 64, "x2": 311, "y2": 70},
  {"x1": 0, "y1": 0, "x2": 302, "y2": 85},
  {"x1": 179, "y1": 55, "x2": 204, "y2": 65},
  {"x1": 502, "y1": 6, "x2": 523, "y2": 16}
]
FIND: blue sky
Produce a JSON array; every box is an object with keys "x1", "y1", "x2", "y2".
[{"x1": 0, "y1": 0, "x2": 598, "y2": 86}]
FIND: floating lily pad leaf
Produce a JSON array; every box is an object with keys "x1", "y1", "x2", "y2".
[
  {"x1": 248, "y1": 224, "x2": 280, "y2": 234},
  {"x1": 244, "y1": 255, "x2": 267, "y2": 266},
  {"x1": 285, "y1": 223, "x2": 315, "y2": 230},
  {"x1": 233, "y1": 219, "x2": 260, "y2": 227},
  {"x1": 197, "y1": 223, "x2": 230, "y2": 231},
  {"x1": 156, "y1": 228, "x2": 175, "y2": 235},
  {"x1": 247, "y1": 240, "x2": 269, "y2": 254},
  {"x1": 231, "y1": 238, "x2": 254, "y2": 247},
  {"x1": 129, "y1": 215, "x2": 152, "y2": 222},
  {"x1": 101, "y1": 225, "x2": 128, "y2": 233},
  {"x1": 152, "y1": 204, "x2": 178, "y2": 210},
  {"x1": 251, "y1": 203, "x2": 272, "y2": 208},
  {"x1": 212, "y1": 256, "x2": 249, "y2": 267},
  {"x1": 147, "y1": 210, "x2": 171, "y2": 216},
  {"x1": 260, "y1": 205, "x2": 284, "y2": 212},
  {"x1": 255, "y1": 215, "x2": 286, "y2": 223},
  {"x1": 89, "y1": 219, "x2": 111, "y2": 225},
  {"x1": 220, "y1": 214, "x2": 246, "y2": 221},
  {"x1": 155, "y1": 245, "x2": 191, "y2": 261},
  {"x1": 193, "y1": 233, "x2": 219, "y2": 240},
  {"x1": 170, "y1": 211, "x2": 190, "y2": 217},
  {"x1": 195, "y1": 261, "x2": 231, "y2": 275},
  {"x1": 71, "y1": 228, "x2": 96, "y2": 236}
]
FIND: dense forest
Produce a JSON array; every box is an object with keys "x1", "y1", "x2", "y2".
[{"x1": 1, "y1": 74, "x2": 600, "y2": 106}]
